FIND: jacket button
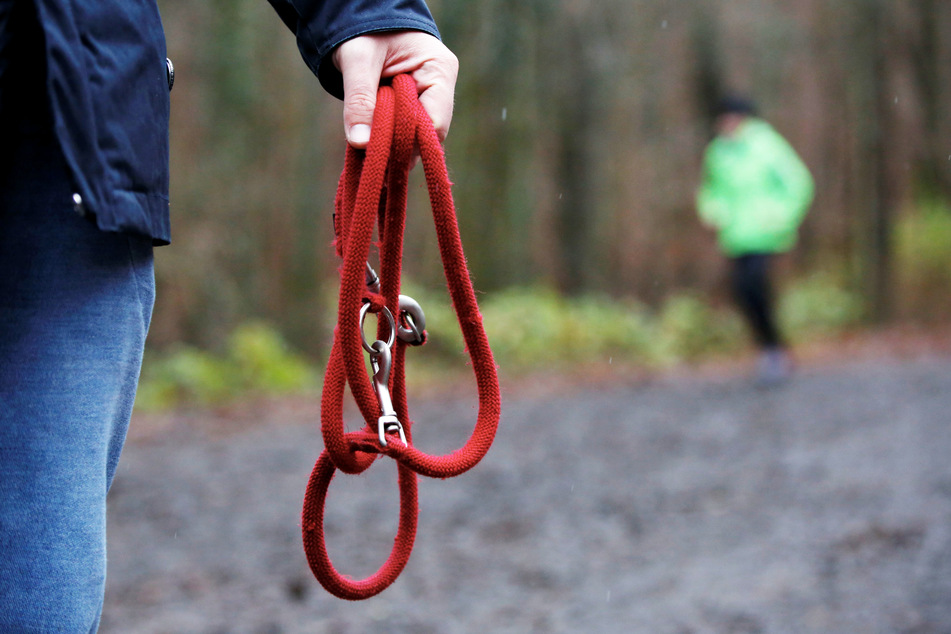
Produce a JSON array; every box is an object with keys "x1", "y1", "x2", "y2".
[
  {"x1": 166, "y1": 58, "x2": 175, "y2": 92},
  {"x1": 72, "y1": 193, "x2": 86, "y2": 217}
]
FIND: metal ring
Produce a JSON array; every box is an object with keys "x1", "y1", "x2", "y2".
[
  {"x1": 359, "y1": 303, "x2": 396, "y2": 353},
  {"x1": 397, "y1": 295, "x2": 426, "y2": 345}
]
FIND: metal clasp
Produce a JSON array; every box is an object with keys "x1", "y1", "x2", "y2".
[
  {"x1": 364, "y1": 262, "x2": 426, "y2": 346},
  {"x1": 365, "y1": 262, "x2": 381, "y2": 294},
  {"x1": 397, "y1": 295, "x2": 426, "y2": 345},
  {"x1": 359, "y1": 303, "x2": 406, "y2": 447}
]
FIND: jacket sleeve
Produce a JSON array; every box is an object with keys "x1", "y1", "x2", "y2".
[
  {"x1": 265, "y1": 0, "x2": 440, "y2": 99},
  {"x1": 696, "y1": 145, "x2": 729, "y2": 229},
  {"x1": 765, "y1": 128, "x2": 814, "y2": 230}
]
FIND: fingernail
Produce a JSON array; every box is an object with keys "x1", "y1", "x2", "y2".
[{"x1": 348, "y1": 124, "x2": 371, "y2": 146}]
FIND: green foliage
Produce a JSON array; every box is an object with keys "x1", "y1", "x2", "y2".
[
  {"x1": 478, "y1": 288, "x2": 662, "y2": 369},
  {"x1": 894, "y1": 199, "x2": 951, "y2": 320},
  {"x1": 135, "y1": 322, "x2": 317, "y2": 411},
  {"x1": 778, "y1": 272, "x2": 865, "y2": 339},
  {"x1": 228, "y1": 323, "x2": 317, "y2": 393},
  {"x1": 896, "y1": 199, "x2": 951, "y2": 268},
  {"x1": 414, "y1": 279, "x2": 864, "y2": 375},
  {"x1": 136, "y1": 277, "x2": 870, "y2": 411},
  {"x1": 402, "y1": 284, "x2": 747, "y2": 373},
  {"x1": 656, "y1": 294, "x2": 747, "y2": 362}
]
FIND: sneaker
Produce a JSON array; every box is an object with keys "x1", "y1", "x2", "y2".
[{"x1": 755, "y1": 347, "x2": 792, "y2": 387}]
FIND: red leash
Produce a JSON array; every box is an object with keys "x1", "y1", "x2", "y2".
[{"x1": 301, "y1": 74, "x2": 502, "y2": 600}]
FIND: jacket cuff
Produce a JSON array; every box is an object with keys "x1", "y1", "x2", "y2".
[
  {"x1": 315, "y1": 18, "x2": 440, "y2": 99},
  {"x1": 269, "y1": 0, "x2": 440, "y2": 100}
]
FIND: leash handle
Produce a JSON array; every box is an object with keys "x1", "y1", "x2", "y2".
[{"x1": 302, "y1": 75, "x2": 501, "y2": 599}]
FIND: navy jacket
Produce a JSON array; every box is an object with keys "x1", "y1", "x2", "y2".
[{"x1": 1, "y1": 0, "x2": 438, "y2": 245}]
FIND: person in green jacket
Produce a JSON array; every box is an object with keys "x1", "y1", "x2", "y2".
[{"x1": 697, "y1": 96, "x2": 814, "y2": 385}]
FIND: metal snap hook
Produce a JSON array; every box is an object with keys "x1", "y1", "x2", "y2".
[
  {"x1": 368, "y1": 338, "x2": 406, "y2": 447},
  {"x1": 360, "y1": 305, "x2": 406, "y2": 447}
]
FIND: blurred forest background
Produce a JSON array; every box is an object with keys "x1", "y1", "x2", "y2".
[{"x1": 141, "y1": 0, "x2": 951, "y2": 407}]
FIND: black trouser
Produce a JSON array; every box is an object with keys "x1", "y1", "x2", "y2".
[{"x1": 731, "y1": 253, "x2": 782, "y2": 349}]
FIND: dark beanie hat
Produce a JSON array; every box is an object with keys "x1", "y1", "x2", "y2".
[{"x1": 715, "y1": 95, "x2": 757, "y2": 117}]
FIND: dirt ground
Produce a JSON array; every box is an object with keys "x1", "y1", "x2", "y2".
[{"x1": 101, "y1": 348, "x2": 951, "y2": 633}]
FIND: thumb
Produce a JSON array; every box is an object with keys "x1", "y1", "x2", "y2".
[
  {"x1": 342, "y1": 88, "x2": 375, "y2": 149},
  {"x1": 335, "y1": 40, "x2": 385, "y2": 149}
]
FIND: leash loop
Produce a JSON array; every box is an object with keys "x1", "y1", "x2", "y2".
[
  {"x1": 301, "y1": 450, "x2": 418, "y2": 600},
  {"x1": 303, "y1": 73, "x2": 501, "y2": 600}
]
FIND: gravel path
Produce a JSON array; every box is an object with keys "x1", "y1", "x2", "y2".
[{"x1": 101, "y1": 355, "x2": 951, "y2": 633}]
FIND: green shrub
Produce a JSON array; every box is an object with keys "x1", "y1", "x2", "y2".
[
  {"x1": 896, "y1": 199, "x2": 951, "y2": 272},
  {"x1": 227, "y1": 322, "x2": 317, "y2": 393},
  {"x1": 656, "y1": 293, "x2": 746, "y2": 362},
  {"x1": 778, "y1": 272, "x2": 865, "y2": 339},
  {"x1": 478, "y1": 288, "x2": 666, "y2": 369},
  {"x1": 135, "y1": 346, "x2": 237, "y2": 410},
  {"x1": 135, "y1": 321, "x2": 317, "y2": 411},
  {"x1": 136, "y1": 274, "x2": 873, "y2": 411},
  {"x1": 894, "y1": 198, "x2": 951, "y2": 320}
]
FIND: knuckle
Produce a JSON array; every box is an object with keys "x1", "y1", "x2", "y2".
[
  {"x1": 442, "y1": 49, "x2": 460, "y2": 76},
  {"x1": 346, "y1": 91, "x2": 377, "y2": 117}
]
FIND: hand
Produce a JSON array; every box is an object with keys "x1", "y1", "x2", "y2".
[{"x1": 333, "y1": 31, "x2": 458, "y2": 149}]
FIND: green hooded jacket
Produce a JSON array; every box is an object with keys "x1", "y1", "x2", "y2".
[{"x1": 697, "y1": 118, "x2": 814, "y2": 257}]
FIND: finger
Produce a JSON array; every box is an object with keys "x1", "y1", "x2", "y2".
[
  {"x1": 409, "y1": 46, "x2": 458, "y2": 143},
  {"x1": 416, "y1": 78, "x2": 455, "y2": 143},
  {"x1": 335, "y1": 38, "x2": 385, "y2": 148}
]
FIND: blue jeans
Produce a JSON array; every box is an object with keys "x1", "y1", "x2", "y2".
[{"x1": 0, "y1": 126, "x2": 155, "y2": 629}]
